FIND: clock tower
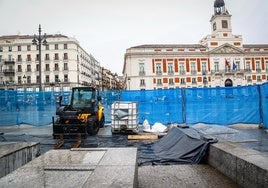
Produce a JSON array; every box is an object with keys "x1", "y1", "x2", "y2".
[
  {"x1": 211, "y1": 0, "x2": 232, "y2": 36},
  {"x1": 200, "y1": 0, "x2": 243, "y2": 49}
]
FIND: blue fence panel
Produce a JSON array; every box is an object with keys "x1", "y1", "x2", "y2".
[
  {"x1": 185, "y1": 86, "x2": 261, "y2": 125},
  {"x1": 121, "y1": 89, "x2": 183, "y2": 125},
  {"x1": 100, "y1": 90, "x2": 120, "y2": 123},
  {"x1": 260, "y1": 83, "x2": 268, "y2": 129},
  {"x1": 0, "y1": 85, "x2": 267, "y2": 128},
  {"x1": 0, "y1": 91, "x2": 58, "y2": 126}
]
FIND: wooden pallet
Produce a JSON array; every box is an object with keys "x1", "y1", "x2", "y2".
[{"x1": 127, "y1": 134, "x2": 158, "y2": 140}]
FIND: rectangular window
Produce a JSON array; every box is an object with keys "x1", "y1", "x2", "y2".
[
  {"x1": 27, "y1": 54, "x2": 31, "y2": 61},
  {"x1": 36, "y1": 76, "x2": 40, "y2": 83},
  {"x1": 8, "y1": 46, "x2": 12, "y2": 52},
  {"x1": 192, "y1": 78, "x2": 197, "y2": 84},
  {"x1": 63, "y1": 63, "x2": 68, "y2": 70},
  {"x1": 55, "y1": 44, "x2": 58, "y2": 50},
  {"x1": 156, "y1": 63, "x2": 162, "y2": 74},
  {"x1": 36, "y1": 64, "x2": 40, "y2": 72},
  {"x1": 46, "y1": 45, "x2": 49, "y2": 50},
  {"x1": 266, "y1": 61, "x2": 268, "y2": 72},
  {"x1": 214, "y1": 62, "x2": 219, "y2": 72},
  {"x1": 157, "y1": 79, "x2": 162, "y2": 85},
  {"x1": 190, "y1": 62, "x2": 196, "y2": 74},
  {"x1": 18, "y1": 46, "x2": 21, "y2": 51},
  {"x1": 0, "y1": 55, "x2": 2, "y2": 62},
  {"x1": 140, "y1": 79, "x2": 145, "y2": 86},
  {"x1": 54, "y1": 53, "x2": 59, "y2": 60},
  {"x1": 45, "y1": 64, "x2": 50, "y2": 71},
  {"x1": 246, "y1": 61, "x2": 251, "y2": 71},
  {"x1": 27, "y1": 76, "x2": 31, "y2": 84},
  {"x1": 235, "y1": 61, "x2": 240, "y2": 71},
  {"x1": 18, "y1": 76, "x2": 22, "y2": 84},
  {"x1": 202, "y1": 62, "x2": 207, "y2": 73},
  {"x1": 64, "y1": 74, "x2": 68, "y2": 82},
  {"x1": 27, "y1": 45, "x2": 31, "y2": 51},
  {"x1": 8, "y1": 55, "x2": 13, "y2": 61},
  {"x1": 45, "y1": 75, "x2": 50, "y2": 83},
  {"x1": 64, "y1": 44, "x2": 68, "y2": 49},
  {"x1": 36, "y1": 54, "x2": 39, "y2": 61},
  {"x1": 139, "y1": 63, "x2": 145, "y2": 75},
  {"x1": 256, "y1": 61, "x2": 261, "y2": 72},
  {"x1": 18, "y1": 55, "x2": 22, "y2": 62},
  {"x1": 45, "y1": 54, "x2": 50, "y2": 60},
  {"x1": 18, "y1": 65, "x2": 22, "y2": 72},
  {"x1": 168, "y1": 78, "x2": 174, "y2": 85},
  {"x1": 27, "y1": 64, "x2": 31, "y2": 72},
  {"x1": 63, "y1": 53, "x2": 68, "y2": 60},
  {"x1": 54, "y1": 63, "x2": 59, "y2": 71},
  {"x1": 179, "y1": 62, "x2": 185, "y2": 74},
  {"x1": 55, "y1": 75, "x2": 59, "y2": 82},
  {"x1": 181, "y1": 78, "x2": 185, "y2": 84},
  {"x1": 168, "y1": 63, "x2": 173, "y2": 74},
  {"x1": 0, "y1": 46, "x2": 3, "y2": 52}
]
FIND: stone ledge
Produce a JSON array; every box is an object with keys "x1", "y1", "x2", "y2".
[
  {"x1": 208, "y1": 141, "x2": 268, "y2": 188},
  {"x1": 0, "y1": 142, "x2": 40, "y2": 178},
  {"x1": 0, "y1": 147, "x2": 138, "y2": 188}
]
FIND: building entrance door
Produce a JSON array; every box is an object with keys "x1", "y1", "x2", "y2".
[{"x1": 225, "y1": 79, "x2": 233, "y2": 87}]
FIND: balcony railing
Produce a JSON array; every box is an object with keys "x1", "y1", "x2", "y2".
[
  {"x1": 191, "y1": 70, "x2": 197, "y2": 75},
  {"x1": 168, "y1": 71, "x2": 174, "y2": 75},
  {"x1": 256, "y1": 68, "x2": 262, "y2": 73},
  {"x1": 4, "y1": 59, "x2": 15, "y2": 64},
  {"x1": 180, "y1": 71, "x2": 185, "y2": 75},
  {"x1": 156, "y1": 71, "x2": 162, "y2": 75},
  {"x1": 3, "y1": 69, "x2": 15, "y2": 73},
  {"x1": 139, "y1": 71, "x2": 146, "y2": 76}
]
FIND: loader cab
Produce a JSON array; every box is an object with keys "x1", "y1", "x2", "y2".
[{"x1": 70, "y1": 87, "x2": 100, "y2": 112}]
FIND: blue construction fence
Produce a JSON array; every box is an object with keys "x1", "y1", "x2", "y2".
[{"x1": 0, "y1": 83, "x2": 267, "y2": 129}]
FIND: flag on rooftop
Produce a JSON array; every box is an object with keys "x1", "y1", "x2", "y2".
[{"x1": 233, "y1": 61, "x2": 237, "y2": 70}]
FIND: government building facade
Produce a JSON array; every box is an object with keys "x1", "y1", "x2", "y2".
[{"x1": 123, "y1": 0, "x2": 268, "y2": 90}]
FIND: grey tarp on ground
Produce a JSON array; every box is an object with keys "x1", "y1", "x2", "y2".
[{"x1": 138, "y1": 126, "x2": 217, "y2": 166}]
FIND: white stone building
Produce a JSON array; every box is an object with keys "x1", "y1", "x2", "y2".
[
  {"x1": 123, "y1": 0, "x2": 268, "y2": 90},
  {"x1": 0, "y1": 34, "x2": 100, "y2": 91}
]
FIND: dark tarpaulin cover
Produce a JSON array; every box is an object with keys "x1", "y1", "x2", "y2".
[{"x1": 138, "y1": 126, "x2": 217, "y2": 166}]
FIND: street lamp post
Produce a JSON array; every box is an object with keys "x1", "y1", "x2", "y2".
[
  {"x1": 128, "y1": 78, "x2": 131, "y2": 90},
  {"x1": 32, "y1": 24, "x2": 47, "y2": 92}
]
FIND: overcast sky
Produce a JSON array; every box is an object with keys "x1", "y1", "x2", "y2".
[{"x1": 0, "y1": 0, "x2": 267, "y2": 75}]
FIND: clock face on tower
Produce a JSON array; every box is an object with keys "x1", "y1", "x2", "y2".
[{"x1": 222, "y1": 20, "x2": 228, "y2": 28}]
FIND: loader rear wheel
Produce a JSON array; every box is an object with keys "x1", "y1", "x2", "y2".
[{"x1": 87, "y1": 118, "x2": 99, "y2": 135}]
